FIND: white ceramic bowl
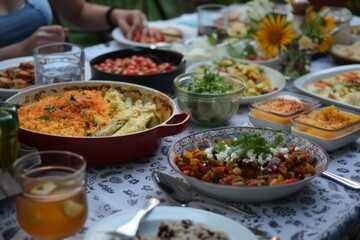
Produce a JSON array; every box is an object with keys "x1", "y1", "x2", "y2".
[{"x1": 167, "y1": 127, "x2": 329, "y2": 202}]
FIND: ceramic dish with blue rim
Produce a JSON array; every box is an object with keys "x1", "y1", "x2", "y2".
[
  {"x1": 84, "y1": 206, "x2": 257, "y2": 240},
  {"x1": 167, "y1": 127, "x2": 329, "y2": 202}
]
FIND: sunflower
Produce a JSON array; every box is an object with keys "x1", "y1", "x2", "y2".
[
  {"x1": 316, "y1": 33, "x2": 333, "y2": 53},
  {"x1": 253, "y1": 14, "x2": 298, "y2": 58},
  {"x1": 320, "y1": 15, "x2": 336, "y2": 31}
]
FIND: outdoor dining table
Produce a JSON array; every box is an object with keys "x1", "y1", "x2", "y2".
[{"x1": 1, "y1": 12, "x2": 360, "y2": 240}]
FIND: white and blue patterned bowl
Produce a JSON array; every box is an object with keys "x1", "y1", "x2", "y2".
[{"x1": 167, "y1": 126, "x2": 330, "y2": 202}]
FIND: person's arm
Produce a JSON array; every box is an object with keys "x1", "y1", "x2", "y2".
[
  {"x1": 0, "y1": 25, "x2": 68, "y2": 61},
  {"x1": 49, "y1": 0, "x2": 147, "y2": 39}
]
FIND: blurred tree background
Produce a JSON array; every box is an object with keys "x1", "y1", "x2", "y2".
[{"x1": 61, "y1": 0, "x2": 359, "y2": 47}]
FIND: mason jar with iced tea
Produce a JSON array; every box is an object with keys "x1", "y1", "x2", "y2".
[{"x1": 13, "y1": 151, "x2": 87, "y2": 239}]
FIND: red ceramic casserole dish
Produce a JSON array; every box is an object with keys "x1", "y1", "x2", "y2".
[{"x1": 6, "y1": 81, "x2": 190, "y2": 166}]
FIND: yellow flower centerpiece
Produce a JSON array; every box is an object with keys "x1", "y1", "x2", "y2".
[{"x1": 228, "y1": 0, "x2": 336, "y2": 80}]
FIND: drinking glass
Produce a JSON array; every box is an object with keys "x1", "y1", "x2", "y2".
[
  {"x1": 34, "y1": 42, "x2": 85, "y2": 85},
  {"x1": 13, "y1": 151, "x2": 87, "y2": 239},
  {"x1": 197, "y1": 4, "x2": 228, "y2": 36}
]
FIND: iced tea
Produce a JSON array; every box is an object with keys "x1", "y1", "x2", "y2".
[{"x1": 13, "y1": 151, "x2": 87, "y2": 239}]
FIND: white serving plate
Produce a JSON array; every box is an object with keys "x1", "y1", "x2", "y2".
[
  {"x1": 0, "y1": 56, "x2": 92, "y2": 100},
  {"x1": 186, "y1": 60, "x2": 286, "y2": 105},
  {"x1": 248, "y1": 113, "x2": 292, "y2": 132},
  {"x1": 291, "y1": 126, "x2": 360, "y2": 152},
  {"x1": 168, "y1": 127, "x2": 329, "y2": 202},
  {"x1": 84, "y1": 206, "x2": 257, "y2": 240},
  {"x1": 293, "y1": 65, "x2": 360, "y2": 112},
  {"x1": 111, "y1": 22, "x2": 197, "y2": 48}
]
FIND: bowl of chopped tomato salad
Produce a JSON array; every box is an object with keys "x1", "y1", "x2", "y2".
[
  {"x1": 90, "y1": 47, "x2": 186, "y2": 96},
  {"x1": 167, "y1": 127, "x2": 329, "y2": 202}
]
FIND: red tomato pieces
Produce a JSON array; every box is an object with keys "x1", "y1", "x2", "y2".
[
  {"x1": 93, "y1": 55, "x2": 175, "y2": 75},
  {"x1": 131, "y1": 28, "x2": 165, "y2": 43},
  {"x1": 174, "y1": 146, "x2": 317, "y2": 187}
]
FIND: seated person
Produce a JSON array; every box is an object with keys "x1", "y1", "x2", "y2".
[{"x1": 0, "y1": 0, "x2": 148, "y2": 60}]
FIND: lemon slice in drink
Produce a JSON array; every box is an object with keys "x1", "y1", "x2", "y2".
[
  {"x1": 30, "y1": 181, "x2": 57, "y2": 195},
  {"x1": 62, "y1": 199, "x2": 85, "y2": 218}
]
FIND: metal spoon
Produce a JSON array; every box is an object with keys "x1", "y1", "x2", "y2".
[
  {"x1": 151, "y1": 171, "x2": 255, "y2": 217},
  {"x1": 321, "y1": 171, "x2": 360, "y2": 190}
]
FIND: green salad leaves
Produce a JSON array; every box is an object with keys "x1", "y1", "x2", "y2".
[{"x1": 186, "y1": 70, "x2": 234, "y2": 94}]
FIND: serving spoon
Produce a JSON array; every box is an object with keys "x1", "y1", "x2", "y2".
[{"x1": 151, "y1": 171, "x2": 255, "y2": 217}]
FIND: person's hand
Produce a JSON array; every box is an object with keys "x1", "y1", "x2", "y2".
[
  {"x1": 20, "y1": 25, "x2": 69, "y2": 55},
  {"x1": 112, "y1": 9, "x2": 148, "y2": 39}
]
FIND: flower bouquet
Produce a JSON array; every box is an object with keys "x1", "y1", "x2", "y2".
[{"x1": 227, "y1": 0, "x2": 336, "y2": 80}]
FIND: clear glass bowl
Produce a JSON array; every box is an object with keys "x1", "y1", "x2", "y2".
[
  {"x1": 249, "y1": 92, "x2": 320, "y2": 131},
  {"x1": 174, "y1": 72, "x2": 245, "y2": 126}
]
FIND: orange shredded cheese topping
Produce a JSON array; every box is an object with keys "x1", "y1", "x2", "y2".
[
  {"x1": 18, "y1": 90, "x2": 112, "y2": 136},
  {"x1": 255, "y1": 98, "x2": 309, "y2": 115},
  {"x1": 295, "y1": 105, "x2": 360, "y2": 130}
]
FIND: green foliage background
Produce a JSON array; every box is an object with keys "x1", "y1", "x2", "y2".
[{"x1": 64, "y1": 0, "x2": 359, "y2": 47}]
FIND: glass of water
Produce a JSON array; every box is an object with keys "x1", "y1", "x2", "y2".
[
  {"x1": 197, "y1": 4, "x2": 228, "y2": 37},
  {"x1": 34, "y1": 42, "x2": 85, "y2": 85}
]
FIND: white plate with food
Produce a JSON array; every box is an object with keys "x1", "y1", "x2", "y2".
[
  {"x1": 0, "y1": 56, "x2": 92, "y2": 100},
  {"x1": 84, "y1": 206, "x2": 257, "y2": 240},
  {"x1": 293, "y1": 65, "x2": 360, "y2": 111},
  {"x1": 111, "y1": 22, "x2": 197, "y2": 48},
  {"x1": 0, "y1": 56, "x2": 34, "y2": 100},
  {"x1": 186, "y1": 59, "x2": 286, "y2": 104}
]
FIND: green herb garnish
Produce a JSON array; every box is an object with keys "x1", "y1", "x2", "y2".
[
  {"x1": 69, "y1": 94, "x2": 77, "y2": 102},
  {"x1": 213, "y1": 141, "x2": 227, "y2": 152},
  {"x1": 44, "y1": 104, "x2": 56, "y2": 113},
  {"x1": 186, "y1": 70, "x2": 234, "y2": 94},
  {"x1": 39, "y1": 115, "x2": 50, "y2": 121}
]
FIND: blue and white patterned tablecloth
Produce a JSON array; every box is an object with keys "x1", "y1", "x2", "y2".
[
  {"x1": 1, "y1": 13, "x2": 360, "y2": 240},
  {"x1": 2, "y1": 109, "x2": 359, "y2": 240}
]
